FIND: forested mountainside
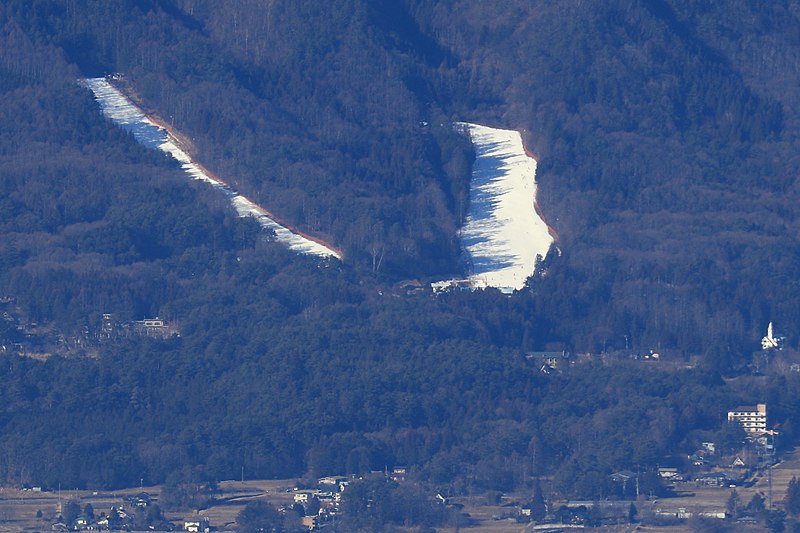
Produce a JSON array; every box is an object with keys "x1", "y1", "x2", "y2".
[
  {"x1": 4, "y1": 0, "x2": 800, "y2": 508},
  {"x1": 417, "y1": 0, "x2": 800, "y2": 364},
  {"x1": 22, "y1": 0, "x2": 797, "y2": 361},
  {"x1": 17, "y1": 0, "x2": 472, "y2": 278}
]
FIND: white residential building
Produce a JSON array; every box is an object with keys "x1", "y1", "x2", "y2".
[{"x1": 728, "y1": 403, "x2": 767, "y2": 434}]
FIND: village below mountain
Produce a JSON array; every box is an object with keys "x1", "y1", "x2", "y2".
[
  {"x1": 0, "y1": 297, "x2": 177, "y2": 360},
  {"x1": 4, "y1": 437, "x2": 800, "y2": 533}
]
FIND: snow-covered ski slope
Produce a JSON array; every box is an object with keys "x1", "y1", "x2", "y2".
[
  {"x1": 83, "y1": 77, "x2": 342, "y2": 260},
  {"x1": 436, "y1": 123, "x2": 553, "y2": 293}
]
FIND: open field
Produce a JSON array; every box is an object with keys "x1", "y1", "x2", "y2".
[
  {"x1": 650, "y1": 447, "x2": 800, "y2": 519},
  {"x1": 194, "y1": 479, "x2": 300, "y2": 531},
  {"x1": 0, "y1": 479, "x2": 300, "y2": 533},
  {"x1": 0, "y1": 485, "x2": 158, "y2": 533}
]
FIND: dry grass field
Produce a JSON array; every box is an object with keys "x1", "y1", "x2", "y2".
[
  {"x1": 0, "y1": 486, "x2": 158, "y2": 532},
  {"x1": 649, "y1": 446, "x2": 800, "y2": 520},
  {"x1": 194, "y1": 479, "x2": 300, "y2": 531},
  {"x1": 0, "y1": 479, "x2": 299, "y2": 533}
]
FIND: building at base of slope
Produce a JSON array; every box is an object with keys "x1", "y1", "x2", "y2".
[{"x1": 727, "y1": 403, "x2": 768, "y2": 435}]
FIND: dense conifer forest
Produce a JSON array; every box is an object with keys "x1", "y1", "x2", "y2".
[{"x1": 3, "y1": 0, "x2": 800, "y2": 508}]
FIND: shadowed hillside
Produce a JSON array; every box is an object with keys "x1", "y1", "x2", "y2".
[{"x1": 3, "y1": 2, "x2": 800, "y2": 516}]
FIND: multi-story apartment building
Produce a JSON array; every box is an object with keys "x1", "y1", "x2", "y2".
[{"x1": 727, "y1": 403, "x2": 767, "y2": 434}]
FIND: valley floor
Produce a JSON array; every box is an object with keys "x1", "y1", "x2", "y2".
[{"x1": 3, "y1": 450, "x2": 798, "y2": 533}]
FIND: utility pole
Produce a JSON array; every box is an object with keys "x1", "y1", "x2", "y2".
[
  {"x1": 768, "y1": 433, "x2": 775, "y2": 509},
  {"x1": 768, "y1": 460, "x2": 773, "y2": 509}
]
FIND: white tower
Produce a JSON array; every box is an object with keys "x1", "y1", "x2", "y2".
[{"x1": 762, "y1": 322, "x2": 780, "y2": 350}]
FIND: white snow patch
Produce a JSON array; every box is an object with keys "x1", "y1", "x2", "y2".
[
  {"x1": 436, "y1": 123, "x2": 554, "y2": 293},
  {"x1": 82, "y1": 77, "x2": 341, "y2": 260}
]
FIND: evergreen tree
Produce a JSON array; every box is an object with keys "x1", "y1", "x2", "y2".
[
  {"x1": 766, "y1": 510, "x2": 787, "y2": 532},
  {"x1": 61, "y1": 500, "x2": 81, "y2": 527},
  {"x1": 628, "y1": 502, "x2": 637, "y2": 524},
  {"x1": 529, "y1": 478, "x2": 547, "y2": 522},
  {"x1": 726, "y1": 489, "x2": 740, "y2": 519},
  {"x1": 748, "y1": 493, "x2": 766, "y2": 516},
  {"x1": 785, "y1": 477, "x2": 800, "y2": 516},
  {"x1": 236, "y1": 501, "x2": 284, "y2": 533}
]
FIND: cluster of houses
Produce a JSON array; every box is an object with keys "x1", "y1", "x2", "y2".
[
  {"x1": 663, "y1": 404, "x2": 773, "y2": 488},
  {"x1": 288, "y1": 477, "x2": 351, "y2": 530},
  {"x1": 100, "y1": 314, "x2": 179, "y2": 340},
  {"x1": 291, "y1": 485, "x2": 341, "y2": 531},
  {"x1": 525, "y1": 349, "x2": 670, "y2": 375},
  {"x1": 0, "y1": 296, "x2": 36, "y2": 356},
  {"x1": 289, "y1": 469, "x2": 408, "y2": 530},
  {"x1": 47, "y1": 492, "x2": 214, "y2": 532},
  {"x1": 49, "y1": 492, "x2": 182, "y2": 532},
  {"x1": 509, "y1": 403, "x2": 778, "y2": 527},
  {"x1": 33, "y1": 401, "x2": 778, "y2": 532},
  {"x1": 0, "y1": 295, "x2": 180, "y2": 359}
]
